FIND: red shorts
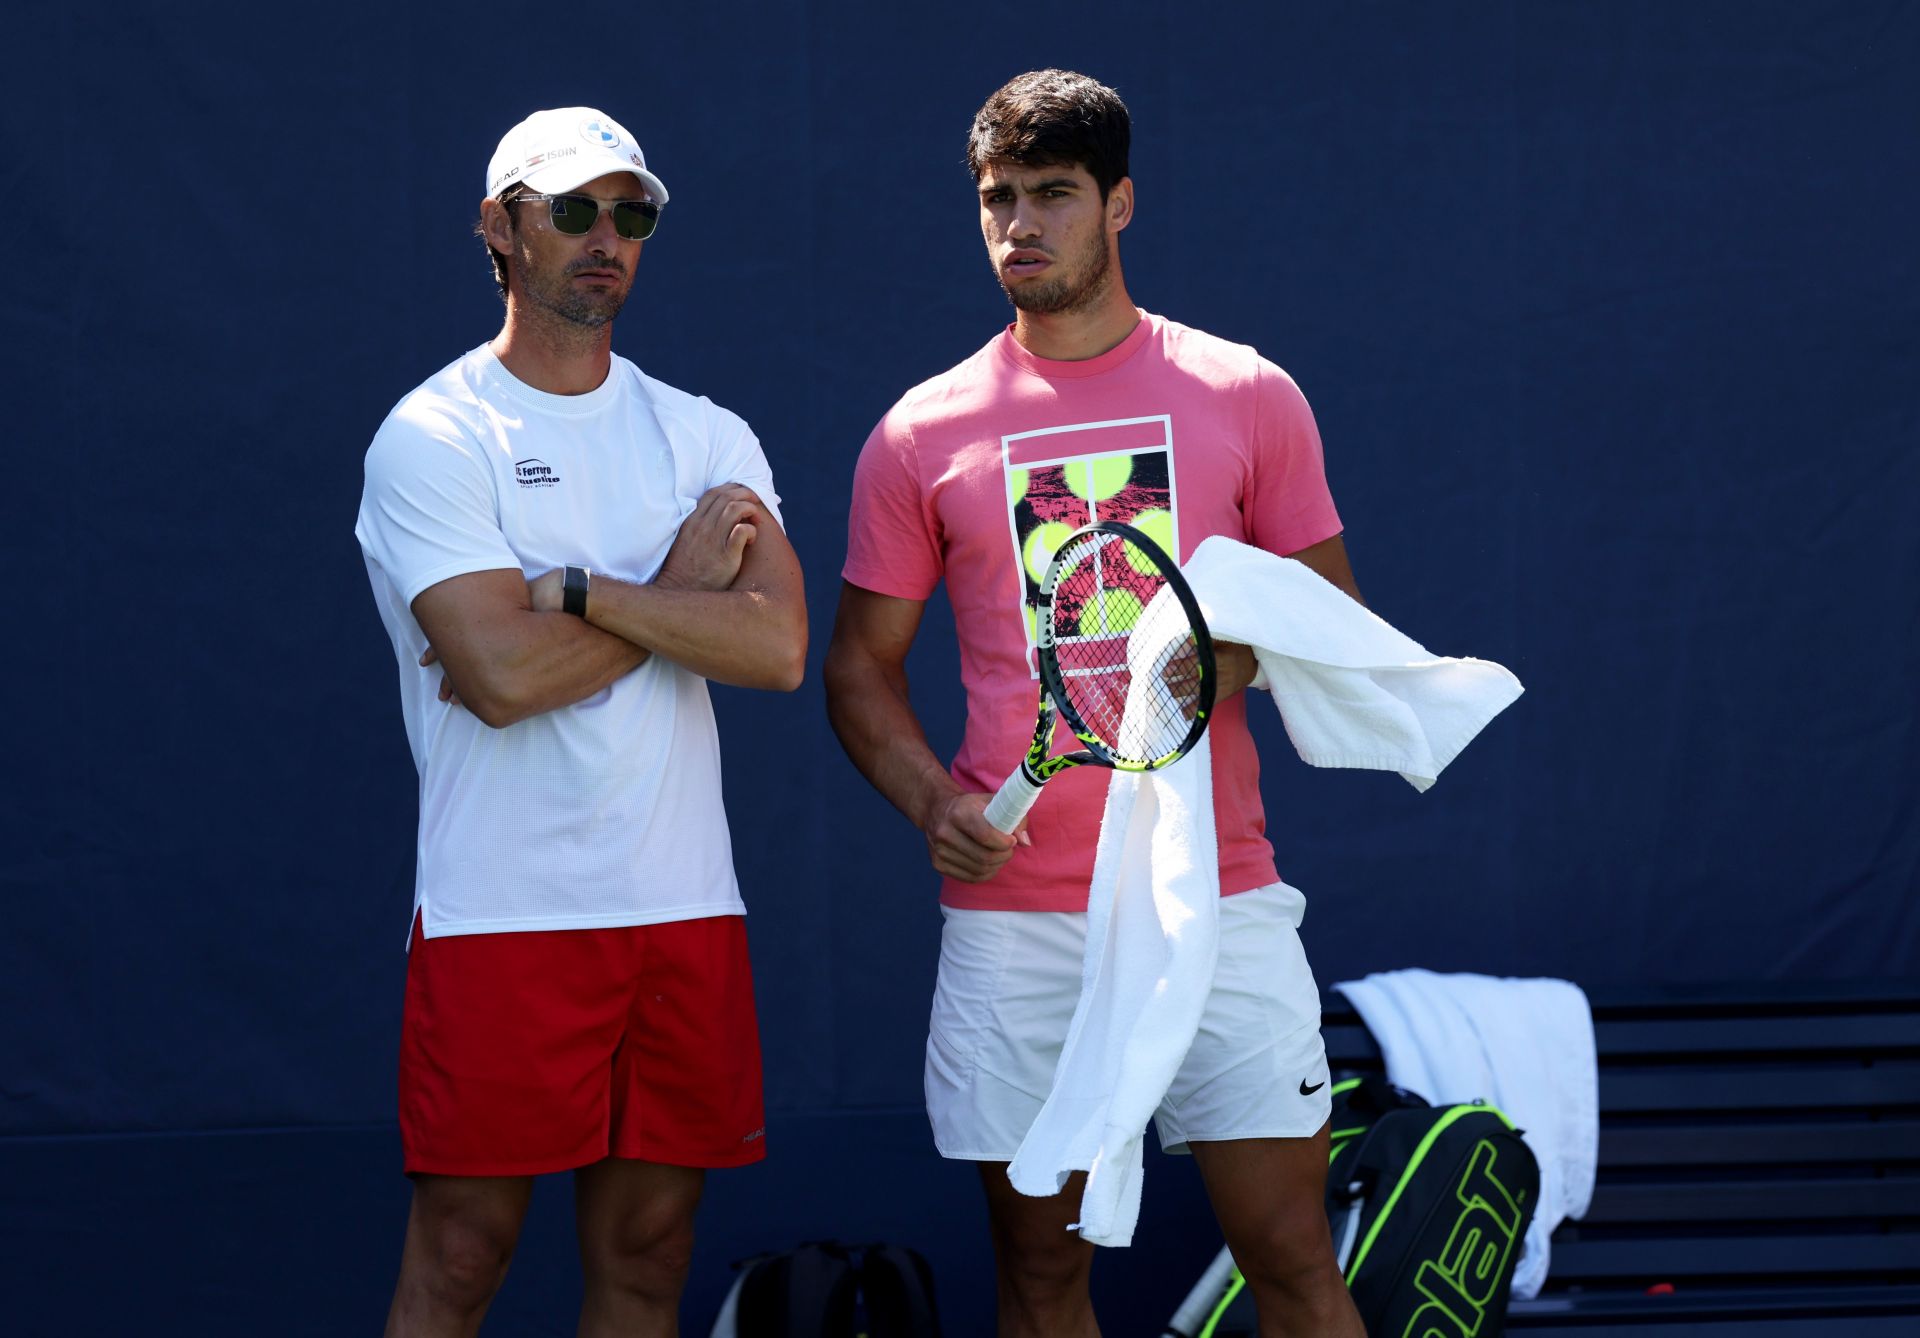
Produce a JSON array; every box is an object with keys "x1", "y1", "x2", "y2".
[{"x1": 399, "y1": 914, "x2": 765, "y2": 1176}]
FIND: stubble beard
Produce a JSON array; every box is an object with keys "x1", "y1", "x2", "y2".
[
  {"x1": 999, "y1": 228, "x2": 1113, "y2": 316},
  {"x1": 511, "y1": 246, "x2": 631, "y2": 330}
]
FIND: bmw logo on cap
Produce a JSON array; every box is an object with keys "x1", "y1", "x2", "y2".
[{"x1": 580, "y1": 119, "x2": 622, "y2": 148}]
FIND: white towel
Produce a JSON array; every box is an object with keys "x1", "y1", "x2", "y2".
[
  {"x1": 1334, "y1": 970, "x2": 1599, "y2": 1298},
  {"x1": 1005, "y1": 585, "x2": 1222, "y2": 1247},
  {"x1": 1008, "y1": 538, "x2": 1524, "y2": 1246},
  {"x1": 1186, "y1": 536, "x2": 1524, "y2": 791}
]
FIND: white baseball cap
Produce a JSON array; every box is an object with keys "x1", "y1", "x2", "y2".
[{"x1": 485, "y1": 107, "x2": 670, "y2": 204}]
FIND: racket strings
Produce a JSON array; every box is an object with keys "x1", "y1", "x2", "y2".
[{"x1": 1046, "y1": 532, "x2": 1203, "y2": 765}]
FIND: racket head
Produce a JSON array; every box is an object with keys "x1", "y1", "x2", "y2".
[{"x1": 1033, "y1": 520, "x2": 1215, "y2": 771}]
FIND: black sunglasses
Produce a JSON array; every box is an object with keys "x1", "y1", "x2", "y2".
[{"x1": 515, "y1": 192, "x2": 662, "y2": 241}]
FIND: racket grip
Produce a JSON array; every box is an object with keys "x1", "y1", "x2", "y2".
[{"x1": 983, "y1": 766, "x2": 1044, "y2": 834}]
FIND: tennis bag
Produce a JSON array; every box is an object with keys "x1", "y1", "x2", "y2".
[
  {"x1": 1178, "y1": 1079, "x2": 1538, "y2": 1338},
  {"x1": 707, "y1": 1240, "x2": 941, "y2": 1338},
  {"x1": 1327, "y1": 1074, "x2": 1424, "y2": 1191},
  {"x1": 1332, "y1": 1094, "x2": 1539, "y2": 1338}
]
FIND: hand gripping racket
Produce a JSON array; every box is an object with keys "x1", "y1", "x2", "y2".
[{"x1": 982, "y1": 520, "x2": 1217, "y2": 834}]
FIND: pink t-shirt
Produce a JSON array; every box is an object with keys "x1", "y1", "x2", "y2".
[{"x1": 844, "y1": 311, "x2": 1343, "y2": 912}]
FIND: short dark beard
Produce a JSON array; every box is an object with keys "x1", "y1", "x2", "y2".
[
  {"x1": 509, "y1": 245, "x2": 631, "y2": 329},
  {"x1": 999, "y1": 226, "x2": 1113, "y2": 316}
]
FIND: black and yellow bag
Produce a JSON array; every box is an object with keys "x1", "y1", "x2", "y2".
[
  {"x1": 1326, "y1": 1074, "x2": 1422, "y2": 1200},
  {"x1": 1333, "y1": 1099, "x2": 1538, "y2": 1336},
  {"x1": 1170, "y1": 1078, "x2": 1538, "y2": 1338}
]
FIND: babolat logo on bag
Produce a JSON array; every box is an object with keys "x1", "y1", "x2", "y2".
[
  {"x1": 514, "y1": 458, "x2": 561, "y2": 488},
  {"x1": 1169, "y1": 1079, "x2": 1539, "y2": 1338},
  {"x1": 1335, "y1": 1100, "x2": 1539, "y2": 1338}
]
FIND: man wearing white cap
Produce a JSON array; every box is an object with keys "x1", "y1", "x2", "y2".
[{"x1": 356, "y1": 107, "x2": 806, "y2": 1336}]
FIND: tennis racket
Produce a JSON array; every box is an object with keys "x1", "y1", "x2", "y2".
[{"x1": 982, "y1": 520, "x2": 1216, "y2": 834}]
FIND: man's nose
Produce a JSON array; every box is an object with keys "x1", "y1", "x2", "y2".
[
  {"x1": 1007, "y1": 203, "x2": 1041, "y2": 240},
  {"x1": 585, "y1": 205, "x2": 623, "y2": 254}
]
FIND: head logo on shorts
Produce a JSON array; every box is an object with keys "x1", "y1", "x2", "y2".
[{"x1": 580, "y1": 119, "x2": 622, "y2": 148}]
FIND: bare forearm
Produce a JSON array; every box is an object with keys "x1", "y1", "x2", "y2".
[
  {"x1": 1286, "y1": 533, "x2": 1366, "y2": 606},
  {"x1": 584, "y1": 578, "x2": 806, "y2": 691},
  {"x1": 823, "y1": 584, "x2": 1020, "y2": 881},
  {"x1": 823, "y1": 651, "x2": 960, "y2": 831},
  {"x1": 457, "y1": 613, "x2": 648, "y2": 727}
]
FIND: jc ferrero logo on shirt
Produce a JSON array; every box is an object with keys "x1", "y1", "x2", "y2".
[{"x1": 514, "y1": 458, "x2": 562, "y2": 489}]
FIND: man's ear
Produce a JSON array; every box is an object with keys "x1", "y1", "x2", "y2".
[
  {"x1": 1106, "y1": 177, "x2": 1134, "y2": 234},
  {"x1": 481, "y1": 196, "x2": 515, "y2": 254}
]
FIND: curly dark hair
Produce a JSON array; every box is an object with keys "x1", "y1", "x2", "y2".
[{"x1": 966, "y1": 69, "x2": 1131, "y2": 199}]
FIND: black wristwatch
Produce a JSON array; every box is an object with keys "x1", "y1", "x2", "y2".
[{"x1": 563, "y1": 565, "x2": 592, "y2": 618}]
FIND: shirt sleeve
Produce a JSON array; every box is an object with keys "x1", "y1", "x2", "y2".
[
  {"x1": 842, "y1": 408, "x2": 943, "y2": 600},
  {"x1": 1244, "y1": 359, "x2": 1344, "y2": 556},
  {"x1": 698, "y1": 399, "x2": 785, "y2": 531},
  {"x1": 355, "y1": 400, "x2": 524, "y2": 605}
]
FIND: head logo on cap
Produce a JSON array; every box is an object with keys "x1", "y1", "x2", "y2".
[{"x1": 580, "y1": 119, "x2": 622, "y2": 149}]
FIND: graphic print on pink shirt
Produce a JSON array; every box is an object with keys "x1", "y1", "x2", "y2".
[
  {"x1": 842, "y1": 314, "x2": 1344, "y2": 912},
  {"x1": 1005, "y1": 415, "x2": 1182, "y2": 680}
]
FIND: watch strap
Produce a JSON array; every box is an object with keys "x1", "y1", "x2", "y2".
[{"x1": 563, "y1": 565, "x2": 591, "y2": 618}]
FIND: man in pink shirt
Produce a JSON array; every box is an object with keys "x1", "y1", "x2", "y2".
[{"x1": 824, "y1": 70, "x2": 1367, "y2": 1336}]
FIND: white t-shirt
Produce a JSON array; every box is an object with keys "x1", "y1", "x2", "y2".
[{"x1": 355, "y1": 345, "x2": 781, "y2": 939}]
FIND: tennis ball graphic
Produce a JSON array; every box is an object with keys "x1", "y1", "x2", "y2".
[
  {"x1": 1126, "y1": 509, "x2": 1175, "y2": 571},
  {"x1": 1079, "y1": 588, "x2": 1145, "y2": 636},
  {"x1": 1066, "y1": 454, "x2": 1133, "y2": 501},
  {"x1": 1023, "y1": 521, "x2": 1074, "y2": 584}
]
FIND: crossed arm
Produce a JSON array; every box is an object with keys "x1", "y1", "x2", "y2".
[
  {"x1": 821, "y1": 532, "x2": 1361, "y2": 884},
  {"x1": 413, "y1": 484, "x2": 807, "y2": 729}
]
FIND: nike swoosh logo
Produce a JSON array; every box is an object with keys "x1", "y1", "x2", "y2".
[{"x1": 1299, "y1": 1079, "x2": 1326, "y2": 1096}]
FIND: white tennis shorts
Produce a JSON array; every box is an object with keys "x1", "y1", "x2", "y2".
[{"x1": 925, "y1": 881, "x2": 1331, "y2": 1161}]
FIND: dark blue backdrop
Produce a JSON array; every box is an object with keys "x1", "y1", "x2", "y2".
[{"x1": 4, "y1": 2, "x2": 1916, "y2": 1333}]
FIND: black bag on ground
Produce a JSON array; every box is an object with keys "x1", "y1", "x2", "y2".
[
  {"x1": 858, "y1": 1242, "x2": 941, "y2": 1336},
  {"x1": 1326, "y1": 1074, "x2": 1429, "y2": 1190},
  {"x1": 708, "y1": 1239, "x2": 941, "y2": 1338},
  {"x1": 1331, "y1": 1101, "x2": 1540, "y2": 1338},
  {"x1": 1170, "y1": 1080, "x2": 1538, "y2": 1338}
]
